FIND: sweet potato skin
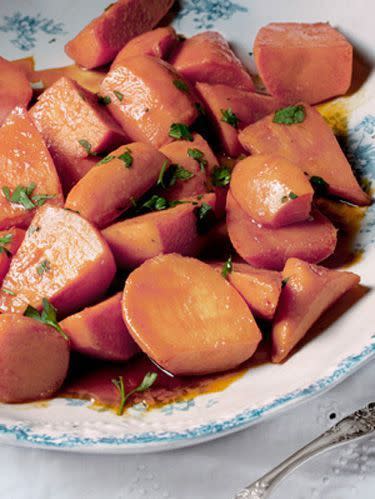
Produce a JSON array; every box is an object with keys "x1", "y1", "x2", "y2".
[
  {"x1": 60, "y1": 293, "x2": 139, "y2": 361},
  {"x1": 123, "y1": 254, "x2": 262, "y2": 375},
  {"x1": 100, "y1": 56, "x2": 198, "y2": 148},
  {"x1": 272, "y1": 258, "x2": 360, "y2": 362},
  {"x1": 65, "y1": 143, "x2": 169, "y2": 228},
  {"x1": 0, "y1": 314, "x2": 69, "y2": 403},
  {"x1": 65, "y1": 0, "x2": 174, "y2": 69},
  {"x1": 0, "y1": 206, "x2": 116, "y2": 316},
  {"x1": 0, "y1": 106, "x2": 63, "y2": 230},
  {"x1": 238, "y1": 103, "x2": 370, "y2": 206},
  {"x1": 226, "y1": 191, "x2": 337, "y2": 270},
  {"x1": 0, "y1": 56, "x2": 32, "y2": 125},
  {"x1": 254, "y1": 23, "x2": 353, "y2": 104}
]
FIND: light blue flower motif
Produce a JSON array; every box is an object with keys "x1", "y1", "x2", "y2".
[
  {"x1": 160, "y1": 399, "x2": 195, "y2": 416},
  {"x1": 0, "y1": 12, "x2": 65, "y2": 51},
  {"x1": 177, "y1": 0, "x2": 247, "y2": 29},
  {"x1": 64, "y1": 398, "x2": 88, "y2": 407}
]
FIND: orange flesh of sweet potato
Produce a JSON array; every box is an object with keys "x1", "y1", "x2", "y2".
[
  {"x1": 60, "y1": 293, "x2": 139, "y2": 362},
  {"x1": 32, "y1": 65, "x2": 105, "y2": 95},
  {"x1": 210, "y1": 262, "x2": 282, "y2": 320},
  {"x1": 196, "y1": 82, "x2": 281, "y2": 157},
  {"x1": 0, "y1": 228, "x2": 26, "y2": 286},
  {"x1": 226, "y1": 190, "x2": 337, "y2": 270},
  {"x1": 0, "y1": 314, "x2": 69, "y2": 403},
  {"x1": 65, "y1": 0, "x2": 174, "y2": 69},
  {"x1": 254, "y1": 23, "x2": 353, "y2": 105},
  {"x1": 0, "y1": 56, "x2": 32, "y2": 125},
  {"x1": 102, "y1": 193, "x2": 217, "y2": 269},
  {"x1": 11, "y1": 56, "x2": 35, "y2": 79},
  {"x1": 171, "y1": 32, "x2": 255, "y2": 91},
  {"x1": 0, "y1": 206, "x2": 116, "y2": 316},
  {"x1": 65, "y1": 142, "x2": 169, "y2": 228},
  {"x1": 111, "y1": 27, "x2": 179, "y2": 68},
  {"x1": 30, "y1": 76, "x2": 126, "y2": 194},
  {"x1": 238, "y1": 103, "x2": 370, "y2": 206},
  {"x1": 230, "y1": 154, "x2": 314, "y2": 227},
  {"x1": 272, "y1": 258, "x2": 360, "y2": 362},
  {"x1": 122, "y1": 254, "x2": 262, "y2": 375},
  {"x1": 0, "y1": 107, "x2": 63, "y2": 230},
  {"x1": 100, "y1": 56, "x2": 198, "y2": 148}
]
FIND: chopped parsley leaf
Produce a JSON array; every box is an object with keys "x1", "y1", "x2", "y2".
[
  {"x1": 173, "y1": 79, "x2": 189, "y2": 93},
  {"x1": 36, "y1": 259, "x2": 51, "y2": 275},
  {"x1": 273, "y1": 105, "x2": 305, "y2": 125},
  {"x1": 281, "y1": 277, "x2": 290, "y2": 288},
  {"x1": 118, "y1": 148, "x2": 133, "y2": 168},
  {"x1": 289, "y1": 192, "x2": 298, "y2": 200},
  {"x1": 310, "y1": 176, "x2": 329, "y2": 195},
  {"x1": 211, "y1": 165, "x2": 231, "y2": 187},
  {"x1": 2, "y1": 288, "x2": 16, "y2": 296},
  {"x1": 195, "y1": 202, "x2": 216, "y2": 234},
  {"x1": 97, "y1": 154, "x2": 116, "y2": 166},
  {"x1": 169, "y1": 123, "x2": 193, "y2": 141},
  {"x1": 221, "y1": 256, "x2": 233, "y2": 279},
  {"x1": 78, "y1": 139, "x2": 98, "y2": 156},
  {"x1": 97, "y1": 94, "x2": 111, "y2": 106},
  {"x1": 24, "y1": 298, "x2": 68, "y2": 340},
  {"x1": 32, "y1": 194, "x2": 55, "y2": 207},
  {"x1": 0, "y1": 233, "x2": 13, "y2": 255},
  {"x1": 187, "y1": 148, "x2": 207, "y2": 171},
  {"x1": 220, "y1": 108, "x2": 240, "y2": 128},
  {"x1": 112, "y1": 372, "x2": 157, "y2": 416},
  {"x1": 113, "y1": 90, "x2": 124, "y2": 102}
]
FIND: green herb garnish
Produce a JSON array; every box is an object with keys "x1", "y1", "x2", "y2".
[
  {"x1": 157, "y1": 161, "x2": 193, "y2": 189},
  {"x1": 32, "y1": 194, "x2": 55, "y2": 206},
  {"x1": 173, "y1": 79, "x2": 189, "y2": 93},
  {"x1": 97, "y1": 155, "x2": 116, "y2": 166},
  {"x1": 195, "y1": 202, "x2": 216, "y2": 234},
  {"x1": 187, "y1": 148, "x2": 207, "y2": 171},
  {"x1": 281, "y1": 277, "x2": 290, "y2": 288},
  {"x1": 220, "y1": 108, "x2": 240, "y2": 128},
  {"x1": 36, "y1": 259, "x2": 51, "y2": 275},
  {"x1": 112, "y1": 372, "x2": 158, "y2": 416},
  {"x1": 2, "y1": 288, "x2": 16, "y2": 296},
  {"x1": 222, "y1": 256, "x2": 233, "y2": 279},
  {"x1": 211, "y1": 166, "x2": 231, "y2": 187},
  {"x1": 0, "y1": 233, "x2": 13, "y2": 255},
  {"x1": 157, "y1": 160, "x2": 169, "y2": 188},
  {"x1": 118, "y1": 148, "x2": 133, "y2": 168},
  {"x1": 141, "y1": 195, "x2": 169, "y2": 212},
  {"x1": 24, "y1": 298, "x2": 68, "y2": 340},
  {"x1": 78, "y1": 139, "x2": 98, "y2": 156},
  {"x1": 2, "y1": 183, "x2": 53, "y2": 211},
  {"x1": 289, "y1": 192, "x2": 298, "y2": 200},
  {"x1": 97, "y1": 94, "x2": 111, "y2": 106},
  {"x1": 169, "y1": 123, "x2": 193, "y2": 141},
  {"x1": 195, "y1": 102, "x2": 206, "y2": 116},
  {"x1": 113, "y1": 90, "x2": 124, "y2": 102},
  {"x1": 273, "y1": 105, "x2": 305, "y2": 125},
  {"x1": 310, "y1": 176, "x2": 329, "y2": 195}
]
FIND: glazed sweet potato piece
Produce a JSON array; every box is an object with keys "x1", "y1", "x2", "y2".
[
  {"x1": 102, "y1": 193, "x2": 217, "y2": 269},
  {"x1": 30, "y1": 77, "x2": 126, "y2": 193},
  {"x1": 230, "y1": 155, "x2": 314, "y2": 227},
  {"x1": 0, "y1": 56, "x2": 32, "y2": 125},
  {"x1": 32, "y1": 64, "x2": 105, "y2": 94},
  {"x1": 0, "y1": 228, "x2": 25, "y2": 285},
  {"x1": 171, "y1": 32, "x2": 255, "y2": 91},
  {"x1": 226, "y1": 191, "x2": 337, "y2": 270},
  {"x1": 112, "y1": 27, "x2": 179, "y2": 68},
  {"x1": 159, "y1": 133, "x2": 218, "y2": 200},
  {"x1": 65, "y1": 143, "x2": 169, "y2": 228},
  {"x1": 238, "y1": 103, "x2": 370, "y2": 206},
  {"x1": 0, "y1": 107, "x2": 63, "y2": 230},
  {"x1": 211, "y1": 262, "x2": 282, "y2": 320},
  {"x1": 0, "y1": 314, "x2": 69, "y2": 403},
  {"x1": 272, "y1": 258, "x2": 360, "y2": 362},
  {"x1": 123, "y1": 254, "x2": 262, "y2": 375},
  {"x1": 100, "y1": 56, "x2": 198, "y2": 148},
  {"x1": 0, "y1": 206, "x2": 116, "y2": 316},
  {"x1": 254, "y1": 23, "x2": 353, "y2": 105},
  {"x1": 196, "y1": 83, "x2": 281, "y2": 156},
  {"x1": 60, "y1": 293, "x2": 139, "y2": 361},
  {"x1": 65, "y1": 0, "x2": 174, "y2": 68}
]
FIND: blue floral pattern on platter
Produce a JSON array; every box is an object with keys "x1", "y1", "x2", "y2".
[
  {"x1": 0, "y1": 12, "x2": 65, "y2": 51},
  {"x1": 177, "y1": 0, "x2": 247, "y2": 29}
]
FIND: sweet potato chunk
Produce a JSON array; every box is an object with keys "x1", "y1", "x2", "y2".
[
  {"x1": 0, "y1": 228, "x2": 25, "y2": 285},
  {"x1": 30, "y1": 77, "x2": 125, "y2": 193},
  {"x1": 112, "y1": 27, "x2": 179, "y2": 67},
  {"x1": 226, "y1": 191, "x2": 337, "y2": 270},
  {"x1": 0, "y1": 206, "x2": 116, "y2": 316},
  {"x1": 60, "y1": 293, "x2": 139, "y2": 361},
  {"x1": 0, "y1": 56, "x2": 32, "y2": 125},
  {"x1": 171, "y1": 32, "x2": 255, "y2": 91},
  {"x1": 65, "y1": 0, "x2": 174, "y2": 68},
  {"x1": 211, "y1": 262, "x2": 282, "y2": 320},
  {"x1": 100, "y1": 56, "x2": 198, "y2": 148},
  {"x1": 238, "y1": 103, "x2": 370, "y2": 206},
  {"x1": 230, "y1": 155, "x2": 314, "y2": 227},
  {"x1": 254, "y1": 23, "x2": 353, "y2": 104},
  {"x1": 272, "y1": 258, "x2": 360, "y2": 362},
  {"x1": 102, "y1": 193, "x2": 217, "y2": 269},
  {"x1": 65, "y1": 143, "x2": 169, "y2": 228},
  {"x1": 159, "y1": 133, "x2": 218, "y2": 200},
  {"x1": 123, "y1": 254, "x2": 261, "y2": 375},
  {"x1": 196, "y1": 83, "x2": 281, "y2": 156},
  {"x1": 0, "y1": 107, "x2": 63, "y2": 230},
  {"x1": 32, "y1": 64, "x2": 105, "y2": 95},
  {"x1": 0, "y1": 314, "x2": 69, "y2": 403}
]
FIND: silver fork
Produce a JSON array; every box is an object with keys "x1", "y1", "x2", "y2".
[{"x1": 235, "y1": 402, "x2": 375, "y2": 499}]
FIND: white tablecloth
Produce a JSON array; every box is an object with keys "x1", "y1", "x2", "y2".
[{"x1": 0, "y1": 361, "x2": 374, "y2": 499}]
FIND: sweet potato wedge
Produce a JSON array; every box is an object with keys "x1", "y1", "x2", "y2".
[
  {"x1": 32, "y1": 64, "x2": 105, "y2": 95},
  {"x1": 230, "y1": 155, "x2": 314, "y2": 227},
  {"x1": 0, "y1": 56, "x2": 32, "y2": 125},
  {"x1": 122, "y1": 254, "x2": 262, "y2": 375},
  {"x1": 226, "y1": 191, "x2": 337, "y2": 270},
  {"x1": 65, "y1": 0, "x2": 174, "y2": 68},
  {"x1": 65, "y1": 143, "x2": 169, "y2": 228},
  {"x1": 0, "y1": 206, "x2": 116, "y2": 316},
  {"x1": 0, "y1": 314, "x2": 69, "y2": 403},
  {"x1": 60, "y1": 293, "x2": 139, "y2": 361},
  {"x1": 171, "y1": 32, "x2": 255, "y2": 91},
  {"x1": 100, "y1": 56, "x2": 198, "y2": 148},
  {"x1": 238, "y1": 103, "x2": 370, "y2": 206},
  {"x1": 254, "y1": 23, "x2": 353, "y2": 104},
  {"x1": 102, "y1": 193, "x2": 217, "y2": 269},
  {"x1": 272, "y1": 258, "x2": 360, "y2": 362},
  {"x1": 111, "y1": 27, "x2": 179, "y2": 68},
  {"x1": 211, "y1": 262, "x2": 282, "y2": 320},
  {"x1": 196, "y1": 83, "x2": 281, "y2": 156},
  {"x1": 0, "y1": 106, "x2": 63, "y2": 230},
  {"x1": 30, "y1": 77, "x2": 126, "y2": 193}
]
